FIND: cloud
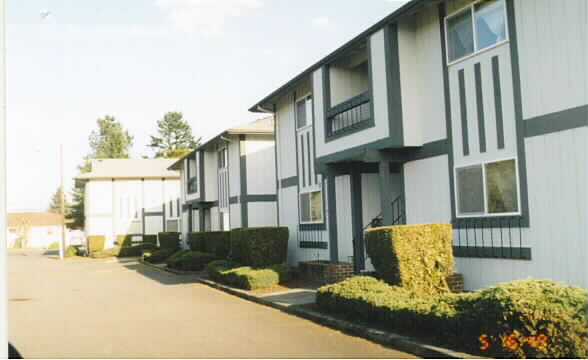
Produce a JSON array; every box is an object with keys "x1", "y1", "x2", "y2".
[
  {"x1": 311, "y1": 16, "x2": 330, "y2": 27},
  {"x1": 156, "y1": 0, "x2": 263, "y2": 37}
]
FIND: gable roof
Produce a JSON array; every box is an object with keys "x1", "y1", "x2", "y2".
[
  {"x1": 8, "y1": 212, "x2": 63, "y2": 227},
  {"x1": 168, "y1": 116, "x2": 275, "y2": 170},
  {"x1": 248, "y1": 0, "x2": 428, "y2": 112},
  {"x1": 76, "y1": 158, "x2": 180, "y2": 180}
]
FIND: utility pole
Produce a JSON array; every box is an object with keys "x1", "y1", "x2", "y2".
[{"x1": 59, "y1": 144, "x2": 66, "y2": 260}]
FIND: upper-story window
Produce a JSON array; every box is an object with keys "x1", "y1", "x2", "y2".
[
  {"x1": 187, "y1": 155, "x2": 198, "y2": 194},
  {"x1": 296, "y1": 96, "x2": 312, "y2": 129},
  {"x1": 218, "y1": 148, "x2": 228, "y2": 169},
  {"x1": 446, "y1": 0, "x2": 507, "y2": 63}
]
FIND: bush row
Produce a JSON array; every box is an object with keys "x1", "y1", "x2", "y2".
[
  {"x1": 143, "y1": 248, "x2": 176, "y2": 264},
  {"x1": 208, "y1": 260, "x2": 291, "y2": 290},
  {"x1": 316, "y1": 276, "x2": 588, "y2": 358},
  {"x1": 188, "y1": 231, "x2": 231, "y2": 259},
  {"x1": 166, "y1": 250, "x2": 218, "y2": 271}
]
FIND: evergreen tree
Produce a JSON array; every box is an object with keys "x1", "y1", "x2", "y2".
[
  {"x1": 148, "y1": 112, "x2": 200, "y2": 158},
  {"x1": 48, "y1": 187, "x2": 72, "y2": 217}
]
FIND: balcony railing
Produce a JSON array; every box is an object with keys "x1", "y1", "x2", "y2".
[{"x1": 326, "y1": 91, "x2": 371, "y2": 138}]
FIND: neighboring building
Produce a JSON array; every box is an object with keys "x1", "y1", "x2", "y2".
[
  {"x1": 249, "y1": 0, "x2": 587, "y2": 290},
  {"x1": 7, "y1": 212, "x2": 64, "y2": 249},
  {"x1": 77, "y1": 158, "x2": 181, "y2": 248},
  {"x1": 169, "y1": 117, "x2": 277, "y2": 243}
]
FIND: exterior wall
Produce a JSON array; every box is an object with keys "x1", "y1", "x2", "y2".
[
  {"x1": 247, "y1": 202, "x2": 277, "y2": 227},
  {"x1": 229, "y1": 203, "x2": 241, "y2": 229},
  {"x1": 24, "y1": 225, "x2": 62, "y2": 248},
  {"x1": 185, "y1": 154, "x2": 200, "y2": 202},
  {"x1": 85, "y1": 178, "x2": 180, "y2": 247},
  {"x1": 360, "y1": 173, "x2": 382, "y2": 271},
  {"x1": 203, "y1": 150, "x2": 218, "y2": 202},
  {"x1": 228, "y1": 139, "x2": 241, "y2": 198},
  {"x1": 397, "y1": 6, "x2": 447, "y2": 144},
  {"x1": 335, "y1": 175, "x2": 353, "y2": 263},
  {"x1": 275, "y1": 85, "x2": 304, "y2": 181},
  {"x1": 515, "y1": 0, "x2": 587, "y2": 119},
  {"x1": 210, "y1": 206, "x2": 220, "y2": 231},
  {"x1": 329, "y1": 65, "x2": 369, "y2": 107}
]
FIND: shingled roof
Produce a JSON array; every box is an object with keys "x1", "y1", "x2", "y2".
[
  {"x1": 77, "y1": 158, "x2": 180, "y2": 180},
  {"x1": 8, "y1": 212, "x2": 64, "y2": 227}
]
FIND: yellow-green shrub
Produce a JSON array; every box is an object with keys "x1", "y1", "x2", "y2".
[
  {"x1": 48, "y1": 242, "x2": 59, "y2": 250},
  {"x1": 87, "y1": 235, "x2": 105, "y2": 255},
  {"x1": 208, "y1": 260, "x2": 291, "y2": 290},
  {"x1": 230, "y1": 227, "x2": 288, "y2": 266},
  {"x1": 365, "y1": 223, "x2": 454, "y2": 296}
]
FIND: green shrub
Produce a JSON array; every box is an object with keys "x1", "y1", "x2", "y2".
[
  {"x1": 48, "y1": 242, "x2": 59, "y2": 250},
  {"x1": 117, "y1": 243, "x2": 157, "y2": 257},
  {"x1": 208, "y1": 261, "x2": 291, "y2": 290},
  {"x1": 87, "y1": 235, "x2": 106, "y2": 255},
  {"x1": 142, "y1": 234, "x2": 157, "y2": 245},
  {"x1": 90, "y1": 247, "x2": 120, "y2": 259},
  {"x1": 158, "y1": 232, "x2": 180, "y2": 250},
  {"x1": 166, "y1": 250, "x2": 217, "y2": 271},
  {"x1": 188, "y1": 231, "x2": 231, "y2": 258},
  {"x1": 143, "y1": 248, "x2": 175, "y2": 264},
  {"x1": 316, "y1": 277, "x2": 588, "y2": 358},
  {"x1": 365, "y1": 223, "x2": 454, "y2": 296},
  {"x1": 115, "y1": 234, "x2": 134, "y2": 247},
  {"x1": 230, "y1": 227, "x2": 288, "y2": 266},
  {"x1": 65, "y1": 245, "x2": 79, "y2": 257}
]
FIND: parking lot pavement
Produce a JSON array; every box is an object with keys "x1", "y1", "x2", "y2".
[{"x1": 8, "y1": 250, "x2": 418, "y2": 359}]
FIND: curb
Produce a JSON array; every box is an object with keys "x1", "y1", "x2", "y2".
[
  {"x1": 198, "y1": 278, "x2": 474, "y2": 359},
  {"x1": 138, "y1": 258, "x2": 203, "y2": 276}
]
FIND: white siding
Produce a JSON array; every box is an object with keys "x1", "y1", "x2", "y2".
[
  {"x1": 86, "y1": 180, "x2": 113, "y2": 214},
  {"x1": 204, "y1": 150, "x2": 218, "y2": 202},
  {"x1": 210, "y1": 206, "x2": 220, "y2": 231},
  {"x1": 370, "y1": 29, "x2": 391, "y2": 143},
  {"x1": 398, "y1": 6, "x2": 446, "y2": 144},
  {"x1": 335, "y1": 175, "x2": 353, "y2": 263},
  {"x1": 361, "y1": 173, "x2": 381, "y2": 271},
  {"x1": 248, "y1": 202, "x2": 277, "y2": 227},
  {"x1": 516, "y1": 0, "x2": 588, "y2": 119},
  {"x1": 229, "y1": 203, "x2": 241, "y2": 229},
  {"x1": 329, "y1": 65, "x2": 369, "y2": 107},
  {"x1": 245, "y1": 137, "x2": 276, "y2": 195},
  {"x1": 276, "y1": 93, "x2": 298, "y2": 180},
  {"x1": 404, "y1": 155, "x2": 452, "y2": 224},
  {"x1": 228, "y1": 140, "x2": 241, "y2": 198}
]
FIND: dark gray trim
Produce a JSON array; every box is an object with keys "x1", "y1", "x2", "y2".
[
  {"x1": 300, "y1": 133, "x2": 306, "y2": 187},
  {"x1": 187, "y1": 207, "x2": 193, "y2": 232},
  {"x1": 399, "y1": 164, "x2": 406, "y2": 224},
  {"x1": 491, "y1": 56, "x2": 505, "y2": 149},
  {"x1": 439, "y1": 2, "x2": 457, "y2": 221},
  {"x1": 239, "y1": 135, "x2": 248, "y2": 228},
  {"x1": 246, "y1": 194, "x2": 278, "y2": 202},
  {"x1": 199, "y1": 208, "x2": 205, "y2": 232},
  {"x1": 316, "y1": 137, "x2": 398, "y2": 165},
  {"x1": 474, "y1": 62, "x2": 487, "y2": 153},
  {"x1": 273, "y1": 103, "x2": 280, "y2": 225},
  {"x1": 322, "y1": 67, "x2": 331, "y2": 145},
  {"x1": 506, "y1": 0, "x2": 530, "y2": 228},
  {"x1": 229, "y1": 196, "x2": 239, "y2": 205},
  {"x1": 280, "y1": 176, "x2": 298, "y2": 188},
  {"x1": 326, "y1": 173, "x2": 339, "y2": 262},
  {"x1": 385, "y1": 24, "x2": 404, "y2": 145},
  {"x1": 144, "y1": 211, "x2": 164, "y2": 216},
  {"x1": 324, "y1": 115, "x2": 374, "y2": 142},
  {"x1": 524, "y1": 105, "x2": 588, "y2": 138},
  {"x1": 161, "y1": 200, "x2": 166, "y2": 231},
  {"x1": 299, "y1": 241, "x2": 328, "y2": 249},
  {"x1": 404, "y1": 139, "x2": 449, "y2": 162},
  {"x1": 378, "y1": 161, "x2": 393, "y2": 225},
  {"x1": 453, "y1": 246, "x2": 531, "y2": 260},
  {"x1": 141, "y1": 208, "x2": 146, "y2": 235},
  {"x1": 458, "y1": 69, "x2": 470, "y2": 156},
  {"x1": 350, "y1": 170, "x2": 364, "y2": 272},
  {"x1": 299, "y1": 223, "x2": 327, "y2": 231},
  {"x1": 310, "y1": 76, "x2": 319, "y2": 185},
  {"x1": 294, "y1": 91, "x2": 302, "y2": 228}
]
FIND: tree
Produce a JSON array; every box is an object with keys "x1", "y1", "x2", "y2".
[
  {"x1": 68, "y1": 115, "x2": 134, "y2": 230},
  {"x1": 48, "y1": 186, "x2": 72, "y2": 217},
  {"x1": 148, "y1": 112, "x2": 200, "y2": 158}
]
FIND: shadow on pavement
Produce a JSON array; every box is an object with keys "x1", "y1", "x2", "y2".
[{"x1": 122, "y1": 263, "x2": 202, "y2": 286}]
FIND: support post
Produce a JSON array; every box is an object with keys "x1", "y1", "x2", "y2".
[
  {"x1": 378, "y1": 160, "x2": 393, "y2": 225},
  {"x1": 326, "y1": 170, "x2": 338, "y2": 263},
  {"x1": 350, "y1": 168, "x2": 364, "y2": 273}
]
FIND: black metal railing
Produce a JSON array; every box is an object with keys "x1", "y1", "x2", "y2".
[
  {"x1": 452, "y1": 217, "x2": 530, "y2": 260},
  {"x1": 327, "y1": 91, "x2": 371, "y2": 137},
  {"x1": 298, "y1": 224, "x2": 328, "y2": 249},
  {"x1": 391, "y1": 195, "x2": 405, "y2": 225}
]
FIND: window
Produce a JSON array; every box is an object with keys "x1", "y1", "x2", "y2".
[
  {"x1": 187, "y1": 155, "x2": 198, "y2": 194},
  {"x1": 455, "y1": 158, "x2": 519, "y2": 217},
  {"x1": 296, "y1": 96, "x2": 313, "y2": 129},
  {"x1": 300, "y1": 191, "x2": 323, "y2": 223},
  {"x1": 446, "y1": 0, "x2": 507, "y2": 63},
  {"x1": 218, "y1": 148, "x2": 228, "y2": 169}
]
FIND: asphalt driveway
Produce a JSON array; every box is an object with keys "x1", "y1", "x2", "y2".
[{"x1": 7, "y1": 250, "x2": 416, "y2": 358}]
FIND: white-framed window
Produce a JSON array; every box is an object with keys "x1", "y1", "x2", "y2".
[
  {"x1": 455, "y1": 158, "x2": 520, "y2": 217},
  {"x1": 296, "y1": 95, "x2": 313, "y2": 129},
  {"x1": 187, "y1": 155, "x2": 198, "y2": 194},
  {"x1": 218, "y1": 147, "x2": 228, "y2": 169},
  {"x1": 299, "y1": 190, "x2": 323, "y2": 224},
  {"x1": 446, "y1": 0, "x2": 508, "y2": 64}
]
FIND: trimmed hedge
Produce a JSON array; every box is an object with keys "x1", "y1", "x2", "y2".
[
  {"x1": 166, "y1": 250, "x2": 217, "y2": 271},
  {"x1": 188, "y1": 231, "x2": 231, "y2": 258},
  {"x1": 143, "y1": 235, "x2": 157, "y2": 245},
  {"x1": 365, "y1": 223, "x2": 454, "y2": 297},
  {"x1": 48, "y1": 242, "x2": 59, "y2": 250},
  {"x1": 90, "y1": 247, "x2": 120, "y2": 259},
  {"x1": 65, "y1": 245, "x2": 79, "y2": 257},
  {"x1": 230, "y1": 227, "x2": 288, "y2": 267},
  {"x1": 143, "y1": 248, "x2": 175, "y2": 264},
  {"x1": 117, "y1": 243, "x2": 157, "y2": 257},
  {"x1": 208, "y1": 260, "x2": 291, "y2": 290},
  {"x1": 158, "y1": 232, "x2": 180, "y2": 250},
  {"x1": 115, "y1": 234, "x2": 134, "y2": 247},
  {"x1": 316, "y1": 276, "x2": 588, "y2": 358},
  {"x1": 87, "y1": 235, "x2": 106, "y2": 255}
]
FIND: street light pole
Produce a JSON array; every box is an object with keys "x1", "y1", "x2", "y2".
[{"x1": 59, "y1": 144, "x2": 66, "y2": 260}]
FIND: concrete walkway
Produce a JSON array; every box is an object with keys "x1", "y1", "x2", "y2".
[{"x1": 8, "y1": 250, "x2": 417, "y2": 359}]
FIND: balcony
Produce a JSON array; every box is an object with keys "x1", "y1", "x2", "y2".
[{"x1": 326, "y1": 91, "x2": 371, "y2": 138}]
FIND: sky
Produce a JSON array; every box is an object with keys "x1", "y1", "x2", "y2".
[{"x1": 6, "y1": 0, "x2": 406, "y2": 212}]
